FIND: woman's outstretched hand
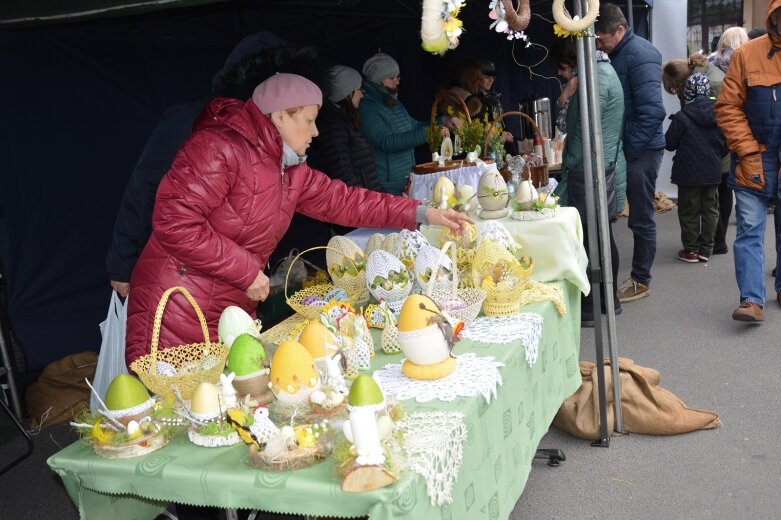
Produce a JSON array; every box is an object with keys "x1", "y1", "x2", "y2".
[{"x1": 425, "y1": 208, "x2": 474, "y2": 236}]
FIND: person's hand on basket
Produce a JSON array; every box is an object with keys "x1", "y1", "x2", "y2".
[
  {"x1": 426, "y1": 208, "x2": 475, "y2": 237},
  {"x1": 246, "y1": 269, "x2": 270, "y2": 302},
  {"x1": 443, "y1": 116, "x2": 463, "y2": 132},
  {"x1": 502, "y1": 130, "x2": 514, "y2": 143}
]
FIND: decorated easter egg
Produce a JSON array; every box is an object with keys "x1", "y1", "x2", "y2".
[
  {"x1": 104, "y1": 374, "x2": 151, "y2": 411},
  {"x1": 348, "y1": 375, "x2": 385, "y2": 407},
  {"x1": 324, "y1": 287, "x2": 349, "y2": 302},
  {"x1": 297, "y1": 321, "x2": 339, "y2": 360},
  {"x1": 190, "y1": 382, "x2": 222, "y2": 417},
  {"x1": 397, "y1": 294, "x2": 440, "y2": 332},
  {"x1": 227, "y1": 334, "x2": 267, "y2": 376},
  {"x1": 269, "y1": 340, "x2": 321, "y2": 404},
  {"x1": 477, "y1": 168, "x2": 509, "y2": 212}
]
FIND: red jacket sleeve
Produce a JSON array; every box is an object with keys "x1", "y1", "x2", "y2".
[
  {"x1": 291, "y1": 165, "x2": 419, "y2": 229},
  {"x1": 152, "y1": 132, "x2": 263, "y2": 291}
]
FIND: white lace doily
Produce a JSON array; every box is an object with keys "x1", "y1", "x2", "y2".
[
  {"x1": 511, "y1": 207, "x2": 558, "y2": 221},
  {"x1": 398, "y1": 411, "x2": 467, "y2": 506},
  {"x1": 460, "y1": 313, "x2": 543, "y2": 367},
  {"x1": 376, "y1": 353, "x2": 503, "y2": 404}
]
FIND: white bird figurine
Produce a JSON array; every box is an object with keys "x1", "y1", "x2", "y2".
[{"x1": 249, "y1": 405, "x2": 279, "y2": 444}]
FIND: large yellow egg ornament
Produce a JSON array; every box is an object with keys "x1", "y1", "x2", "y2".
[
  {"x1": 396, "y1": 295, "x2": 456, "y2": 380},
  {"x1": 297, "y1": 321, "x2": 340, "y2": 360},
  {"x1": 269, "y1": 340, "x2": 322, "y2": 404}
]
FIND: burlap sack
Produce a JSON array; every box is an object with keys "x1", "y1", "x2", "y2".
[
  {"x1": 26, "y1": 351, "x2": 97, "y2": 429},
  {"x1": 553, "y1": 357, "x2": 719, "y2": 440}
]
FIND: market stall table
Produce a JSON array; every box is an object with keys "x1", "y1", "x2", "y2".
[
  {"x1": 408, "y1": 162, "x2": 495, "y2": 203},
  {"x1": 48, "y1": 283, "x2": 582, "y2": 520}
]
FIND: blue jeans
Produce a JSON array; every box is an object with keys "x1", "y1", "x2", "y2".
[
  {"x1": 734, "y1": 189, "x2": 781, "y2": 305},
  {"x1": 626, "y1": 149, "x2": 663, "y2": 285}
]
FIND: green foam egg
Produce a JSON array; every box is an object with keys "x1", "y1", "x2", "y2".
[
  {"x1": 227, "y1": 333, "x2": 267, "y2": 376},
  {"x1": 104, "y1": 374, "x2": 151, "y2": 410},
  {"x1": 348, "y1": 375, "x2": 384, "y2": 407}
]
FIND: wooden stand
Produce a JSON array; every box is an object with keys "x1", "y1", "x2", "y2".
[{"x1": 341, "y1": 464, "x2": 398, "y2": 493}]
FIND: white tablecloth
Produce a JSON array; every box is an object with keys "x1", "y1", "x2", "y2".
[
  {"x1": 408, "y1": 163, "x2": 495, "y2": 202},
  {"x1": 346, "y1": 207, "x2": 589, "y2": 295}
]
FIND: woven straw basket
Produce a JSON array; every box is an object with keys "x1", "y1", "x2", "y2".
[
  {"x1": 286, "y1": 246, "x2": 361, "y2": 321},
  {"x1": 422, "y1": 241, "x2": 485, "y2": 325},
  {"x1": 484, "y1": 111, "x2": 549, "y2": 188},
  {"x1": 130, "y1": 286, "x2": 228, "y2": 400},
  {"x1": 414, "y1": 91, "x2": 475, "y2": 175}
]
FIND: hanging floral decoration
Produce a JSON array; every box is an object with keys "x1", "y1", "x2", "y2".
[
  {"x1": 552, "y1": 0, "x2": 600, "y2": 39},
  {"x1": 421, "y1": 0, "x2": 465, "y2": 55},
  {"x1": 489, "y1": 0, "x2": 531, "y2": 44}
]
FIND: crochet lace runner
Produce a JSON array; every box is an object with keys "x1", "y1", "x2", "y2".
[
  {"x1": 376, "y1": 353, "x2": 504, "y2": 404},
  {"x1": 460, "y1": 313, "x2": 543, "y2": 367},
  {"x1": 398, "y1": 411, "x2": 467, "y2": 506},
  {"x1": 511, "y1": 207, "x2": 558, "y2": 221}
]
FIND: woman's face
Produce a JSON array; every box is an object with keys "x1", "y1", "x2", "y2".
[
  {"x1": 350, "y1": 87, "x2": 365, "y2": 108},
  {"x1": 557, "y1": 63, "x2": 574, "y2": 81},
  {"x1": 274, "y1": 105, "x2": 320, "y2": 155},
  {"x1": 481, "y1": 74, "x2": 495, "y2": 91},
  {"x1": 381, "y1": 74, "x2": 401, "y2": 91}
]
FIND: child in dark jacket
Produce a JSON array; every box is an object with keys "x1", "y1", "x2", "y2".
[{"x1": 665, "y1": 73, "x2": 728, "y2": 263}]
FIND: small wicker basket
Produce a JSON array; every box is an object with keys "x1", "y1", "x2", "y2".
[
  {"x1": 285, "y1": 246, "x2": 361, "y2": 321},
  {"x1": 247, "y1": 443, "x2": 328, "y2": 472},
  {"x1": 130, "y1": 286, "x2": 228, "y2": 400},
  {"x1": 423, "y1": 241, "x2": 486, "y2": 325},
  {"x1": 484, "y1": 111, "x2": 549, "y2": 188}
]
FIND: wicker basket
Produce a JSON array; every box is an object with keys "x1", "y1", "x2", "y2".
[
  {"x1": 484, "y1": 111, "x2": 549, "y2": 188},
  {"x1": 414, "y1": 91, "x2": 474, "y2": 175},
  {"x1": 285, "y1": 246, "x2": 361, "y2": 321},
  {"x1": 423, "y1": 241, "x2": 486, "y2": 325},
  {"x1": 130, "y1": 286, "x2": 228, "y2": 400},
  {"x1": 471, "y1": 241, "x2": 534, "y2": 317}
]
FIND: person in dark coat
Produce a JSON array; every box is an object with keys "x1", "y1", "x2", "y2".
[
  {"x1": 307, "y1": 66, "x2": 387, "y2": 193},
  {"x1": 665, "y1": 73, "x2": 728, "y2": 263},
  {"x1": 105, "y1": 33, "x2": 327, "y2": 296},
  {"x1": 595, "y1": 3, "x2": 666, "y2": 303}
]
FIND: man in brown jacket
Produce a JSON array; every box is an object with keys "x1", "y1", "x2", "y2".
[{"x1": 715, "y1": 1, "x2": 781, "y2": 322}]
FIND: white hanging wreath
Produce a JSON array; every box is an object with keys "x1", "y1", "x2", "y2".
[{"x1": 552, "y1": 0, "x2": 600, "y2": 36}]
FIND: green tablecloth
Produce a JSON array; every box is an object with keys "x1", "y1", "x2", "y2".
[{"x1": 48, "y1": 282, "x2": 582, "y2": 520}]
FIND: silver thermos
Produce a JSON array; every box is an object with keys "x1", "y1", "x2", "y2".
[{"x1": 533, "y1": 97, "x2": 552, "y2": 139}]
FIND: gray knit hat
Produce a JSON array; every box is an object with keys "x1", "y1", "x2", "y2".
[
  {"x1": 328, "y1": 66, "x2": 362, "y2": 103},
  {"x1": 362, "y1": 53, "x2": 400, "y2": 85}
]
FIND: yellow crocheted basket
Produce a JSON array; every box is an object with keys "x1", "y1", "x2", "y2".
[
  {"x1": 130, "y1": 286, "x2": 228, "y2": 400},
  {"x1": 286, "y1": 247, "x2": 361, "y2": 321},
  {"x1": 471, "y1": 241, "x2": 534, "y2": 317}
]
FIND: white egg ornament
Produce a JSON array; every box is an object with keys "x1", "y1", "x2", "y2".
[
  {"x1": 269, "y1": 340, "x2": 322, "y2": 405},
  {"x1": 477, "y1": 168, "x2": 510, "y2": 219},
  {"x1": 396, "y1": 294, "x2": 457, "y2": 380},
  {"x1": 190, "y1": 382, "x2": 223, "y2": 421},
  {"x1": 516, "y1": 180, "x2": 539, "y2": 211}
]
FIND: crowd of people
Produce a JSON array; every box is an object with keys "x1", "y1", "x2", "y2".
[{"x1": 107, "y1": 1, "x2": 781, "y2": 368}]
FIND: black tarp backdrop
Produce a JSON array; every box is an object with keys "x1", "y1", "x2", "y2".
[{"x1": 0, "y1": 0, "x2": 651, "y2": 394}]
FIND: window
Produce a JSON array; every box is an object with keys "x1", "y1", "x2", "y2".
[{"x1": 687, "y1": 0, "x2": 743, "y2": 55}]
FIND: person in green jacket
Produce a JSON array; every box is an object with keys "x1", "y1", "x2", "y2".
[
  {"x1": 358, "y1": 53, "x2": 452, "y2": 195},
  {"x1": 551, "y1": 37, "x2": 627, "y2": 326}
]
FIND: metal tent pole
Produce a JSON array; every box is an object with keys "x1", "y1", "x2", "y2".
[
  {"x1": 582, "y1": 29, "x2": 624, "y2": 434},
  {"x1": 573, "y1": 0, "x2": 624, "y2": 445}
]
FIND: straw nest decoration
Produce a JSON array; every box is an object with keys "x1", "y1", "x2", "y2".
[
  {"x1": 286, "y1": 246, "x2": 361, "y2": 321},
  {"x1": 93, "y1": 431, "x2": 171, "y2": 459},
  {"x1": 130, "y1": 286, "x2": 228, "y2": 400},
  {"x1": 247, "y1": 443, "x2": 329, "y2": 472}
]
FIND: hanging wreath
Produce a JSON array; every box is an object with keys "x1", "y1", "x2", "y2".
[
  {"x1": 488, "y1": 0, "x2": 530, "y2": 42},
  {"x1": 552, "y1": 0, "x2": 600, "y2": 38},
  {"x1": 421, "y1": 0, "x2": 465, "y2": 55}
]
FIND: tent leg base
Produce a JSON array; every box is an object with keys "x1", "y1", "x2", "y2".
[
  {"x1": 534, "y1": 448, "x2": 566, "y2": 467},
  {"x1": 590, "y1": 437, "x2": 610, "y2": 448}
]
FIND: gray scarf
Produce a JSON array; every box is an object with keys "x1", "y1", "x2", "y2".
[{"x1": 282, "y1": 142, "x2": 306, "y2": 168}]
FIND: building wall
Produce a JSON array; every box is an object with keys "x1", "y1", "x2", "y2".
[{"x1": 745, "y1": 0, "x2": 769, "y2": 29}]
